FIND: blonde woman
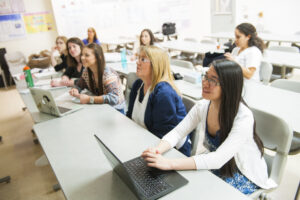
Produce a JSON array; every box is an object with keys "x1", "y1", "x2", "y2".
[
  {"x1": 82, "y1": 27, "x2": 100, "y2": 45},
  {"x1": 51, "y1": 36, "x2": 68, "y2": 72},
  {"x1": 126, "y1": 46, "x2": 191, "y2": 156}
]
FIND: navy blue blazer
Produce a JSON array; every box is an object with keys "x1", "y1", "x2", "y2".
[{"x1": 127, "y1": 79, "x2": 191, "y2": 156}]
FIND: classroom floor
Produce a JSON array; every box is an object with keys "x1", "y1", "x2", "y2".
[{"x1": 0, "y1": 71, "x2": 300, "y2": 200}]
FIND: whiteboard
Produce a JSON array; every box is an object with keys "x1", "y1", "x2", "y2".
[{"x1": 51, "y1": 0, "x2": 192, "y2": 39}]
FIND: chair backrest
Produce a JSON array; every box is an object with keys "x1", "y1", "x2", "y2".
[
  {"x1": 4, "y1": 51, "x2": 26, "y2": 75},
  {"x1": 181, "y1": 96, "x2": 199, "y2": 156},
  {"x1": 125, "y1": 72, "x2": 139, "y2": 103},
  {"x1": 268, "y1": 46, "x2": 299, "y2": 53},
  {"x1": 259, "y1": 61, "x2": 273, "y2": 85},
  {"x1": 270, "y1": 79, "x2": 300, "y2": 93},
  {"x1": 170, "y1": 59, "x2": 194, "y2": 70},
  {"x1": 251, "y1": 107, "x2": 293, "y2": 184},
  {"x1": 200, "y1": 39, "x2": 218, "y2": 46}
]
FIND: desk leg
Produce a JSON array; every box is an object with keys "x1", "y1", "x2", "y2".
[
  {"x1": 281, "y1": 66, "x2": 286, "y2": 79},
  {"x1": 53, "y1": 183, "x2": 61, "y2": 191}
]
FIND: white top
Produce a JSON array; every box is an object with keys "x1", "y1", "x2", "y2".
[
  {"x1": 132, "y1": 84, "x2": 150, "y2": 129},
  {"x1": 231, "y1": 46, "x2": 262, "y2": 82},
  {"x1": 162, "y1": 99, "x2": 277, "y2": 189}
]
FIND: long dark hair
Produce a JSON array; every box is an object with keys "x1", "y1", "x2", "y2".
[
  {"x1": 236, "y1": 23, "x2": 265, "y2": 53},
  {"x1": 139, "y1": 29, "x2": 155, "y2": 46},
  {"x1": 66, "y1": 37, "x2": 84, "y2": 67},
  {"x1": 212, "y1": 59, "x2": 264, "y2": 177},
  {"x1": 85, "y1": 43, "x2": 105, "y2": 95}
]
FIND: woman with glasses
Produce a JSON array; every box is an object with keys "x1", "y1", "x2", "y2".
[
  {"x1": 224, "y1": 23, "x2": 265, "y2": 82},
  {"x1": 142, "y1": 59, "x2": 276, "y2": 195},
  {"x1": 51, "y1": 36, "x2": 68, "y2": 72},
  {"x1": 82, "y1": 27, "x2": 101, "y2": 45},
  {"x1": 69, "y1": 43, "x2": 125, "y2": 113},
  {"x1": 127, "y1": 46, "x2": 191, "y2": 156}
]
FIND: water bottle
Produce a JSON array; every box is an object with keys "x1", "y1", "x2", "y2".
[
  {"x1": 23, "y1": 66, "x2": 34, "y2": 87},
  {"x1": 120, "y1": 48, "x2": 128, "y2": 70}
]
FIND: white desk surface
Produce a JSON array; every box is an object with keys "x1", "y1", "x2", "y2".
[
  {"x1": 263, "y1": 50, "x2": 300, "y2": 69},
  {"x1": 206, "y1": 32, "x2": 300, "y2": 43},
  {"x1": 160, "y1": 40, "x2": 225, "y2": 54},
  {"x1": 101, "y1": 38, "x2": 136, "y2": 45},
  {"x1": 33, "y1": 105, "x2": 248, "y2": 200},
  {"x1": 243, "y1": 81, "x2": 300, "y2": 134}
]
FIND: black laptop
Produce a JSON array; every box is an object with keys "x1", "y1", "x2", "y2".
[{"x1": 94, "y1": 134, "x2": 188, "y2": 200}]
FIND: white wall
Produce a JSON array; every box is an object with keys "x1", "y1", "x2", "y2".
[{"x1": 0, "y1": 0, "x2": 58, "y2": 59}]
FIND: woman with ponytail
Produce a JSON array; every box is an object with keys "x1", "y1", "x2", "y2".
[
  {"x1": 225, "y1": 23, "x2": 265, "y2": 81},
  {"x1": 142, "y1": 59, "x2": 277, "y2": 195}
]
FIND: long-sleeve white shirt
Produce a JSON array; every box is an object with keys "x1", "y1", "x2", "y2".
[{"x1": 162, "y1": 99, "x2": 277, "y2": 189}]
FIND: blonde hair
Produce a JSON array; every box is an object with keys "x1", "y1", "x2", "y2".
[
  {"x1": 56, "y1": 36, "x2": 68, "y2": 55},
  {"x1": 140, "y1": 46, "x2": 180, "y2": 95}
]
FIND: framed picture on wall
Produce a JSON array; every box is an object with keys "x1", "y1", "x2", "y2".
[{"x1": 214, "y1": 0, "x2": 232, "y2": 15}]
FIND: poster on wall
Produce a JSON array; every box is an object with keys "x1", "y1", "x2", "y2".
[
  {"x1": 23, "y1": 11, "x2": 55, "y2": 34},
  {"x1": 0, "y1": 14, "x2": 26, "y2": 41},
  {"x1": 0, "y1": 0, "x2": 25, "y2": 15}
]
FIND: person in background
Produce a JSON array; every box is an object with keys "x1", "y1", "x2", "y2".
[
  {"x1": 82, "y1": 27, "x2": 101, "y2": 45},
  {"x1": 51, "y1": 37, "x2": 85, "y2": 87},
  {"x1": 69, "y1": 43, "x2": 125, "y2": 113},
  {"x1": 142, "y1": 59, "x2": 277, "y2": 195},
  {"x1": 224, "y1": 23, "x2": 265, "y2": 82},
  {"x1": 127, "y1": 46, "x2": 191, "y2": 156},
  {"x1": 131, "y1": 29, "x2": 156, "y2": 61},
  {"x1": 51, "y1": 36, "x2": 68, "y2": 72}
]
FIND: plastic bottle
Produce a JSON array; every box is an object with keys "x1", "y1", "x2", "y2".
[
  {"x1": 23, "y1": 66, "x2": 34, "y2": 87},
  {"x1": 120, "y1": 48, "x2": 128, "y2": 70}
]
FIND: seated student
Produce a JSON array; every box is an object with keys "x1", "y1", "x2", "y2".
[
  {"x1": 131, "y1": 29, "x2": 158, "y2": 61},
  {"x1": 127, "y1": 46, "x2": 191, "y2": 156},
  {"x1": 225, "y1": 23, "x2": 265, "y2": 82},
  {"x1": 51, "y1": 37, "x2": 85, "y2": 87},
  {"x1": 82, "y1": 27, "x2": 101, "y2": 45},
  {"x1": 142, "y1": 59, "x2": 276, "y2": 195},
  {"x1": 69, "y1": 43, "x2": 125, "y2": 113},
  {"x1": 51, "y1": 36, "x2": 68, "y2": 72}
]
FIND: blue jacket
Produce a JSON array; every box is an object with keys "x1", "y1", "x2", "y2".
[
  {"x1": 82, "y1": 38, "x2": 101, "y2": 45},
  {"x1": 127, "y1": 79, "x2": 191, "y2": 156}
]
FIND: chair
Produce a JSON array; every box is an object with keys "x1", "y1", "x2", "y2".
[
  {"x1": 4, "y1": 51, "x2": 26, "y2": 85},
  {"x1": 125, "y1": 72, "x2": 139, "y2": 104},
  {"x1": 170, "y1": 59, "x2": 194, "y2": 70},
  {"x1": 176, "y1": 38, "x2": 198, "y2": 62},
  {"x1": 259, "y1": 61, "x2": 273, "y2": 85},
  {"x1": 270, "y1": 79, "x2": 300, "y2": 93},
  {"x1": 0, "y1": 136, "x2": 11, "y2": 184},
  {"x1": 181, "y1": 96, "x2": 199, "y2": 156},
  {"x1": 249, "y1": 108, "x2": 293, "y2": 199},
  {"x1": 0, "y1": 65, "x2": 8, "y2": 88},
  {"x1": 267, "y1": 46, "x2": 299, "y2": 80}
]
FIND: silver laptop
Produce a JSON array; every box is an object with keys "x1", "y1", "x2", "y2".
[{"x1": 30, "y1": 88, "x2": 82, "y2": 117}]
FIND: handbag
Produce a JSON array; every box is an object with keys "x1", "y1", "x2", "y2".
[{"x1": 162, "y1": 23, "x2": 176, "y2": 35}]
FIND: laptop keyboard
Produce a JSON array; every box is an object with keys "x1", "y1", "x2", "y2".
[
  {"x1": 124, "y1": 157, "x2": 172, "y2": 198},
  {"x1": 57, "y1": 106, "x2": 71, "y2": 114}
]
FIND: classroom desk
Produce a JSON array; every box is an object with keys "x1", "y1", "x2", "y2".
[
  {"x1": 263, "y1": 50, "x2": 300, "y2": 78},
  {"x1": 243, "y1": 81, "x2": 300, "y2": 134},
  {"x1": 160, "y1": 40, "x2": 225, "y2": 54},
  {"x1": 33, "y1": 105, "x2": 248, "y2": 200},
  {"x1": 101, "y1": 38, "x2": 136, "y2": 46},
  {"x1": 206, "y1": 32, "x2": 300, "y2": 44}
]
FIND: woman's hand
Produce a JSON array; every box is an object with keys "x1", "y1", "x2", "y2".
[
  {"x1": 69, "y1": 88, "x2": 80, "y2": 97},
  {"x1": 142, "y1": 151, "x2": 173, "y2": 170},
  {"x1": 224, "y1": 52, "x2": 234, "y2": 61},
  {"x1": 79, "y1": 94, "x2": 90, "y2": 104},
  {"x1": 51, "y1": 80, "x2": 61, "y2": 87}
]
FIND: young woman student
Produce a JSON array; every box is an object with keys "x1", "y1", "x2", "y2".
[
  {"x1": 225, "y1": 23, "x2": 265, "y2": 82},
  {"x1": 127, "y1": 46, "x2": 191, "y2": 156},
  {"x1": 51, "y1": 36, "x2": 68, "y2": 72},
  {"x1": 82, "y1": 27, "x2": 101, "y2": 45},
  {"x1": 142, "y1": 59, "x2": 276, "y2": 195},
  {"x1": 69, "y1": 43, "x2": 125, "y2": 113},
  {"x1": 51, "y1": 37, "x2": 85, "y2": 87}
]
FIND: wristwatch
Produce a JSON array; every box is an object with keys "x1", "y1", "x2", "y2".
[{"x1": 89, "y1": 96, "x2": 94, "y2": 104}]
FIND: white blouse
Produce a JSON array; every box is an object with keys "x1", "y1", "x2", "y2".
[
  {"x1": 231, "y1": 46, "x2": 262, "y2": 82},
  {"x1": 162, "y1": 99, "x2": 277, "y2": 189}
]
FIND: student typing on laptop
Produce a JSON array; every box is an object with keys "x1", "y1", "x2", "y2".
[
  {"x1": 69, "y1": 43, "x2": 125, "y2": 113},
  {"x1": 142, "y1": 60, "x2": 277, "y2": 195}
]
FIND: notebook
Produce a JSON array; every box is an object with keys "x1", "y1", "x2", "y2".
[
  {"x1": 30, "y1": 88, "x2": 82, "y2": 117},
  {"x1": 94, "y1": 134, "x2": 188, "y2": 200}
]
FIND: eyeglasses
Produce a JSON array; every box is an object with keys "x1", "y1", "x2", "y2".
[
  {"x1": 138, "y1": 57, "x2": 151, "y2": 63},
  {"x1": 202, "y1": 74, "x2": 220, "y2": 87}
]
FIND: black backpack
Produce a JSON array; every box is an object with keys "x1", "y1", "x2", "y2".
[{"x1": 162, "y1": 23, "x2": 176, "y2": 35}]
